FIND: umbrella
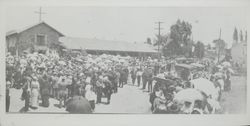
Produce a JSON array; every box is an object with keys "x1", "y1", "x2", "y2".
[
  {"x1": 222, "y1": 61, "x2": 231, "y2": 67},
  {"x1": 66, "y1": 96, "x2": 92, "y2": 114},
  {"x1": 190, "y1": 78, "x2": 218, "y2": 98},
  {"x1": 119, "y1": 59, "x2": 126, "y2": 63},
  {"x1": 58, "y1": 61, "x2": 66, "y2": 65},
  {"x1": 173, "y1": 89, "x2": 204, "y2": 103}
]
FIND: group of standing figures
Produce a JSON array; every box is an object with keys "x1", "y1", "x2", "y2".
[
  {"x1": 6, "y1": 62, "x2": 133, "y2": 113},
  {"x1": 130, "y1": 66, "x2": 155, "y2": 93}
]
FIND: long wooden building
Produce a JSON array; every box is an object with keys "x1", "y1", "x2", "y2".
[
  {"x1": 6, "y1": 22, "x2": 157, "y2": 57},
  {"x1": 59, "y1": 37, "x2": 157, "y2": 57}
]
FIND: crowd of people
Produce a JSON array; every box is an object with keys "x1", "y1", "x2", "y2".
[
  {"x1": 5, "y1": 50, "x2": 235, "y2": 114},
  {"x1": 5, "y1": 51, "x2": 160, "y2": 113}
]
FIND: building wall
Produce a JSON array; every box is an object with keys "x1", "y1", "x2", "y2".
[
  {"x1": 6, "y1": 34, "x2": 18, "y2": 55},
  {"x1": 16, "y1": 23, "x2": 62, "y2": 53}
]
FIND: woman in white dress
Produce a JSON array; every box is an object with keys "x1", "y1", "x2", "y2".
[{"x1": 30, "y1": 76, "x2": 40, "y2": 109}]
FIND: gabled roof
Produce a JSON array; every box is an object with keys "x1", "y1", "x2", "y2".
[
  {"x1": 60, "y1": 37, "x2": 157, "y2": 53},
  {"x1": 6, "y1": 21, "x2": 64, "y2": 37}
]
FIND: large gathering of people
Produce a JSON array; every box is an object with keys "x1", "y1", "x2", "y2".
[
  {"x1": 5, "y1": 50, "x2": 238, "y2": 114},
  {"x1": 6, "y1": 51, "x2": 159, "y2": 113}
]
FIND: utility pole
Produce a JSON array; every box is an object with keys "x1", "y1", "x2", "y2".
[
  {"x1": 35, "y1": 7, "x2": 46, "y2": 22},
  {"x1": 219, "y1": 28, "x2": 221, "y2": 39},
  {"x1": 155, "y1": 21, "x2": 164, "y2": 62},
  {"x1": 218, "y1": 28, "x2": 221, "y2": 63}
]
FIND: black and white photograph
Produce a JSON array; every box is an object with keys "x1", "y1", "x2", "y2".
[
  {"x1": 3, "y1": 5, "x2": 248, "y2": 115},
  {"x1": 0, "y1": 1, "x2": 250, "y2": 125}
]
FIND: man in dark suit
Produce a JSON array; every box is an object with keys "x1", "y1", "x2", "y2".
[
  {"x1": 142, "y1": 68, "x2": 149, "y2": 90},
  {"x1": 103, "y1": 77, "x2": 112, "y2": 104},
  {"x1": 39, "y1": 74, "x2": 50, "y2": 107},
  {"x1": 130, "y1": 68, "x2": 137, "y2": 85},
  {"x1": 119, "y1": 70, "x2": 126, "y2": 88}
]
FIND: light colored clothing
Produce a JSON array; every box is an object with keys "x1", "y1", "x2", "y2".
[
  {"x1": 85, "y1": 84, "x2": 97, "y2": 101},
  {"x1": 136, "y1": 71, "x2": 143, "y2": 76},
  {"x1": 30, "y1": 81, "x2": 40, "y2": 107},
  {"x1": 85, "y1": 84, "x2": 92, "y2": 91},
  {"x1": 85, "y1": 91, "x2": 97, "y2": 101},
  {"x1": 86, "y1": 77, "x2": 91, "y2": 84}
]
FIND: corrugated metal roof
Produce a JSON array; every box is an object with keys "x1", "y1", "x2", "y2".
[
  {"x1": 6, "y1": 21, "x2": 64, "y2": 37},
  {"x1": 59, "y1": 37, "x2": 157, "y2": 53}
]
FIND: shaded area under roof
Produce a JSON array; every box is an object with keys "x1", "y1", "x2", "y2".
[{"x1": 59, "y1": 37, "x2": 157, "y2": 53}]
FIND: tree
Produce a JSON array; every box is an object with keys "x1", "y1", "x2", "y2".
[
  {"x1": 153, "y1": 34, "x2": 170, "y2": 47},
  {"x1": 145, "y1": 37, "x2": 152, "y2": 45},
  {"x1": 162, "y1": 40, "x2": 182, "y2": 57},
  {"x1": 213, "y1": 39, "x2": 226, "y2": 63},
  {"x1": 207, "y1": 44, "x2": 211, "y2": 50},
  {"x1": 170, "y1": 19, "x2": 192, "y2": 46},
  {"x1": 240, "y1": 30, "x2": 243, "y2": 42},
  {"x1": 163, "y1": 19, "x2": 192, "y2": 57},
  {"x1": 233, "y1": 27, "x2": 238, "y2": 43},
  {"x1": 194, "y1": 41, "x2": 205, "y2": 59}
]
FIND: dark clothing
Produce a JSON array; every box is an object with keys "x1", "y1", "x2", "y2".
[
  {"x1": 68, "y1": 84, "x2": 81, "y2": 97},
  {"x1": 137, "y1": 76, "x2": 141, "y2": 87},
  {"x1": 21, "y1": 88, "x2": 30, "y2": 111},
  {"x1": 103, "y1": 80, "x2": 112, "y2": 104},
  {"x1": 119, "y1": 70, "x2": 126, "y2": 87},
  {"x1": 65, "y1": 96, "x2": 92, "y2": 114},
  {"x1": 13, "y1": 71, "x2": 22, "y2": 89},
  {"x1": 89, "y1": 100, "x2": 95, "y2": 110},
  {"x1": 124, "y1": 68, "x2": 129, "y2": 84},
  {"x1": 41, "y1": 95, "x2": 50, "y2": 107},
  {"x1": 96, "y1": 86, "x2": 102, "y2": 104},
  {"x1": 142, "y1": 77, "x2": 148, "y2": 89},
  {"x1": 149, "y1": 92, "x2": 156, "y2": 111},
  {"x1": 6, "y1": 89, "x2": 10, "y2": 112},
  {"x1": 22, "y1": 79, "x2": 31, "y2": 112},
  {"x1": 130, "y1": 70, "x2": 136, "y2": 85},
  {"x1": 113, "y1": 82, "x2": 118, "y2": 93},
  {"x1": 132, "y1": 77, "x2": 136, "y2": 85},
  {"x1": 39, "y1": 78, "x2": 50, "y2": 107}
]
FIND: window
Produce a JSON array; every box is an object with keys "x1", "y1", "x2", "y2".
[{"x1": 36, "y1": 34, "x2": 46, "y2": 46}]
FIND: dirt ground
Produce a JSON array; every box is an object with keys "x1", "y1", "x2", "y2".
[{"x1": 7, "y1": 75, "x2": 246, "y2": 114}]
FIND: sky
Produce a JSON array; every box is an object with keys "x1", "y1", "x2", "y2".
[{"x1": 5, "y1": 6, "x2": 248, "y2": 48}]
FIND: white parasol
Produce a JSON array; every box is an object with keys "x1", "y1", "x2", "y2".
[
  {"x1": 222, "y1": 61, "x2": 231, "y2": 67},
  {"x1": 190, "y1": 78, "x2": 218, "y2": 99},
  {"x1": 173, "y1": 88, "x2": 204, "y2": 103},
  {"x1": 58, "y1": 61, "x2": 66, "y2": 65}
]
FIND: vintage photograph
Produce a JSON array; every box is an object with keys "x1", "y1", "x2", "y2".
[{"x1": 5, "y1": 6, "x2": 247, "y2": 114}]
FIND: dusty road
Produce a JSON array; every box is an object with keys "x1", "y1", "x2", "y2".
[{"x1": 220, "y1": 76, "x2": 247, "y2": 114}]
